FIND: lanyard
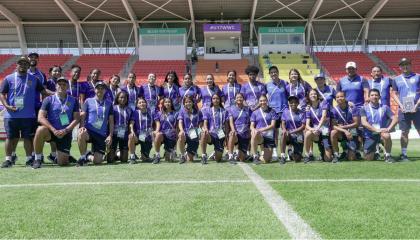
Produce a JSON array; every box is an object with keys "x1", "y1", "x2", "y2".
[
  {"x1": 401, "y1": 75, "x2": 412, "y2": 89},
  {"x1": 371, "y1": 78, "x2": 384, "y2": 94},
  {"x1": 148, "y1": 84, "x2": 158, "y2": 101},
  {"x1": 128, "y1": 86, "x2": 137, "y2": 100},
  {"x1": 369, "y1": 103, "x2": 382, "y2": 124},
  {"x1": 212, "y1": 107, "x2": 223, "y2": 129},
  {"x1": 138, "y1": 110, "x2": 148, "y2": 130},
  {"x1": 187, "y1": 110, "x2": 196, "y2": 129},
  {"x1": 68, "y1": 80, "x2": 79, "y2": 97},
  {"x1": 167, "y1": 84, "x2": 173, "y2": 97},
  {"x1": 164, "y1": 112, "x2": 175, "y2": 129},
  {"x1": 259, "y1": 108, "x2": 270, "y2": 127},
  {"x1": 234, "y1": 107, "x2": 244, "y2": 125},
  {"x1": 227, "y1": 83, "x2": 237, "y2": 104},
  {"x1": 289, "y1": 82, "x2": 303, "y2": 96},
  {"x1": 55, "y1": 93, "x2": 69, "y2": 113},
  {"x1": 316, "y1": 86, "x2": 327, "y2": 99},
  {"x1": 310, "y1": 105, "x2": 322, "y2": 124},
  {"x1": 111, "y1": 87, "x2": 118, "y2": 99},
  {"x1": 14, "y1": 72, "x2": 29, "y2": 97},
  {"x1": 183, "y1": 86, "x2": 192, "y2": 100},
  {"x1": 95, "y1": 99, "x2": 106, "y2": 119},
  {"x1": 289, "y1": 108, "x2": 298, "y2": 130},
  {"x1": 207, "y1": 86, "x2": 214, "y2": 98},
  {"x1": 249, "y1": 82, "x2": 258, "y2": 100},
  {"x1": 117, "y1": 106, "x2": 126, "y2": 126},
  {"x1": 334, "y1": 106, "x2": 349, "y2": 124},
  {"x1": 268, "y1": 81, "x2": 281, "y2": 101}
]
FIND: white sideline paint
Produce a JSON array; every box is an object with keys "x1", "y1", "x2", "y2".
[
  {"x1": 267, "y1": 179, "x2": 420, "y2": 183},
  {"x1": 0, "y1": 180, "x2": 251, "y2": 188},
  {"x1": 238, "y1": 163, "x2": 321, "y2": 240}
]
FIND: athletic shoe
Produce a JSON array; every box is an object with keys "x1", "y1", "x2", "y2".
[
  {"x1": 308, "y1": 155, "x2": 315, "y2": 162},
  {"x1": 332, "y1": 155, "x2": 339, "y2": 164},
  {"x1": 25, "y1": 157, "x2": 34, "y2": 167},
  {"x1": 384, "y1": 155, "x2": 395, "y2": 163},
  {"x1": 339, "y1": 152, "x2": 347, "y2": 161},
  {"x1": 1, "y1": 160, "x2": 13, "y2": 168},
  {"x1": 400, "y1": 154, "x2": 409, "y2": 162},
  {"x1": 374, "y1": 152, "x2": 381, "y2": 161},
  {"x1": 152, "y1": 155, "x2": 160, "y2": 164},
  {"x1": 201, "y1": 154, "x2": 208, "y2": 165},
  {"x1": 68, "y1": 155, "x2": 77, "y2": 163},
  {"x1": 76, "y1": 157, "x2": 86, "y2": 166},
  {"x1": 128, "y1": 157, "x2": 137, "y2": 164},
  {"x1": 32, "y1": 160, "x2": 42, "y2": 169},
  {"x1": 279, "y1": 156, "x2": 286, "y2": 165},
  {"x1": 287, "y1": 148, "x2": 293, "y2": 159},
  {"x1": 303, "y1": 156, "x2": 310, "y2": 164},
  {"x1": 179, "y1": 154, "x2": 186, "y2": 164},
  {"x1": 252, "y1": 155, "x2": 261, "y2": 165},
  {"x1": 245, "y1": 155, "x2": 253, "y2": 162},
  {"x1": 47, "y1": 153, "x2": 57, "y2": 164},
  {"x1": 11, "y1": 155, "x2": 17, "y2": 165}
]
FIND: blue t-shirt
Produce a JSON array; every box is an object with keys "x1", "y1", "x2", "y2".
[
  {"x1": 222, "y1": 82, "x2": 241, "y2": 107},
  {"x1": 200, "y1": 85, "x2": 224, "y2": 109},
  {"x1": 367, "y1": 77, "x2": 392, "y2": 107},
  {"x1": 285, "y1": 81, "x2": 312, "y2": 107},
  {"x1": 155, "y1": 110, "x2": 178, "y2": 140},
  {"x1": 316, "y1": 85, "x2": 336, "y2": 106},
  {"x1": 0, "y1": 72, "x2": 45, "y2": 119},
  {"x1": 130, "y1": 109, "x2": 154, "y2": 141},
  {"x1": 240, "y1": 81, "x2": 267, "y2": 109},
  {"x1": 202, "y1": 107, "x2": 228, "y2": 138},
  {"x1": 392, "y1": 73, "x2": 420, "y2": 109},
  {"x1": 330, "y1": 104, "x2": 359, "y2": 125},
  {"x1": 266, "y1": 79, "x2": 288, "y2": 113},
  {"x1": 177, "y1": 108, "x2": 203, "y2": 131},
  {"x1": 228, "y1": 105, "x2": 252, "y2": 138},
  {"x1": 162, "y1": 84, "x2": 181, "y2": 111},
  {"x1": 140, "y1": 84, "x2": 163, "y2": 111},
  {"x1": 336, "y1": 75, "x2": 369, "y2": 108},
  {"x1": 40, "y1": 94, "x2": 79, "y2": 130},
  {"x1": 82, "y1": 97, "x2": 113, "y2": 137},
  {"x1": 28, "y1": 68, "x2": 46, "y2": 110},
  {"x1": 360, "y1": 103, "x2": 393, "y2": 137},
  {"x1": 121, "y1": 85, "x2": 142, "y2": 110},
  {"x1": 306, "y1": 100, "x2": 330, "y2": 127},
  {"x1": 281, "y1": 108, "x2": 305, "y2": 131}
]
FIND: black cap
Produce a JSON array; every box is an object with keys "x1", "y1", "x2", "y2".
[
  {"x1": 56, "y1": 77, "x2": 68, "y2": 84},
  {"x1": 399, "y1": 58, "x2": 411, "y2": 66},
  {"x1": 288, "y1": 95, "x2": 299, "y2": 102},
  {"x1": 28, "y1": 52, "x2": 39, "y2": 58},
  {"x1": 95, "y1": 81, "x2": 107, "y2": 89},
  {"x1": 16, "y1": 56, "x2": 30, "y2": 64}
]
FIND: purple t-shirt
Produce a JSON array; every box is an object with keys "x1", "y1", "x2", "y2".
[
  {"x1": 360, "y1": 103, "x2": 393, "y2": 137},
  {"x1": 200, "y1": 85, "x2": 224, "y2": 108},
  {"x1": 82, "y1": 97, "x2": 113, "y2": 137},
  {"x1": 285, "y1": 81, "x2": 311, "y2": 107},
  {"x1": 155, "y1": 110, "x2": 178, "y2": 139},
  {"x1": 130, "y1": 109, "x2": 154, "y2": 141},
  {"x1": 281, "y1": 108, "x2": 305, "y2": 131},
  {"x1": 179, "y1": 85, "x2": 201, "y2": 105},
  {"x1": 240, "y1": 81, "x2": 266, "y2": 109},
  {"x1": 251, "y1": 108, "x2": 278, "y2": 129},
  {"x1": 306, "y1": 100, "x2": 330, "y2": 127},
  {"x1": 202, "y1": 107, "x2": 228, "y2": 138},
  {"x1": 40, "y1": 94, "x2": 79, "y2": 130},
  {"x1": 162, "y1": 84, "x2": 181, "y2": 111},
  {"x1": 177, "y1": 108, "x2": 203, "y2": 131},
  {"x1": 67, "y1": 80, "x2": 83, "y2": 100},
  {"x1": 140, "y1": 84, "x2": 163, "y2": 111},
  {"x1": 28, "y1": 68, "x2": 46, "y2": 110},
  {"x1": 222, "y1": 82, "x2": 241, "y2": 107},
  {"x1": 46, "y1": 78, "x2": 58, "y2": 92},
  {"x1": 113, "y1": 105, "x2": 132, "y2": 128},
  {"x1": 228, "y1": 105, "x2": 252, "y2": 138},
  {"x1": 330, "y1": 104, "x2": 359, "y2": 125},
  {"x1": 121, "y1": 85, "x2": 141, "y2": 110}
]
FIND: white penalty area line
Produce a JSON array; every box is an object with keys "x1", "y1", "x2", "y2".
[
  {"x1": 266, "y1": 179, "x2": 420, "y2": 183},
  {"x1": 0, "y1": 179, "x2": 251, "y2": 188},
  {"x1": 238, "y1": 163, "x2": 322, "y2": 240}
]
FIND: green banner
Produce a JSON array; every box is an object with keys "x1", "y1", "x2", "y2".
[
  {"x1": 139, "y1": 28, "x2": 186, "y2": 35},
  {"x1": 259, "y1": 27, "x2": 305, "y2": 34}
]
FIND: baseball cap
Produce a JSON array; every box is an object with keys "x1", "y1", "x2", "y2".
[
  {"x1": 399, "y1": 58, "x2": 411, "y2": 66},
  {"x1": 16, "y1": 56, "x2": 30, "y2": 64},
  {"x1": 95, "y1": 81, "x2": 107, "y2": 89},
  {"x1": 345, "y1": 61, "x2": 357, "y2": 69},
  {"x1": 288, "y1": 95, "x2": 299, "y2": 102},
  {"x1": 56, "y1": 77, "x2": 68, "y2": 84},
  {"x1": 28, "y1": 52, "x2": 39, "y2": 58},
  {"x1": 314, "y1": 73, "x2": 325, "y2": 80}
]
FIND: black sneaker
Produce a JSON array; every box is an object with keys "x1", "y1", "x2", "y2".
[
  {"x1": 245, "y1": 155, "x2": 253, "y2": 162},
  {"x1": 384, "y1": 155, "x2": 395, "y2": 163},
  {"x1": 303, "y1": 156, "x2": 310, "y2": 164},
  {"x1": 287, "y1": 148, "x2": 293, "y2": 158},
  {"x1": 47, "y1": 153, "x2": 57, "y2": 164},
  {"x1": 76, "y1": 157, "x2": 86, "y2": 167},
  {"x1": 68, "y1": 155, "x2": 77, "y2": 163},
  {"x1": 32, "y1": 159, "x2": 42, "y2": 169},
  {"x1": 279, "y1": 156, "x2": 286, "y2": 165},
  {"x1": 201, "y1": 155, "x2": 208, "y2": 165},
  {"x1": 1, "y1": 160, "x2": 13, "y2": 168},
  {"x1": 179, "y1": 154, "x2": 186, "y2": 164},
  {"x1": 374, "y1": 152, "x2": 381, "y2": 161},
  {"x1": 339, "y1": 152, "x2": 347, "y2": 161},
  {"x1": 308, "y1": 155, "x2": 315, "y2": 162},
  {"x1": 332, "y1": 155, "x2": 339, "y2": 164},
  {"x1": 25, "y1": 157, "x2": 34, "y2": 167},
  {"x1": 152, "y1": 156, "x2": 160, "y2": 164},
  {"x1": 400, "y1": 154, "x2": 409, "y2": 162},
  {"x1": 252, "y1": 155, "x2": 261, "y2": 165},
  {"x1": 11, "y1": 155, "x2": 17, "y2": 165}
]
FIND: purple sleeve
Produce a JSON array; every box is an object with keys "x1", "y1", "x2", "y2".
[
  {"x1": 138, "y1": 86, "x2": 144, "y2": 98},
  {"x1": 198, "y1": 110, "x2": 203, "y2": 123},
  {"x1": 391, "y1": 77, "x2": 398, "y2": 91},
  {"x1": 177, "y1": 109, "x2": 184, "y2": 120},
  {"x1": 158, "y1": 86, "x2": 163, "y2": 97},
  {"x1": 250, "y1": 111, "x2": 257, "y2": 123},
  {"x1": 153, "y1": 111, "x2": 160, "y2": 121},
  {"x1": 261, "y1": 83, "x2": 267, "y2": 95},
  {"x1": 351, "y1": 107, "x2": 360, "y2": 117},
  {"x1": 223, "y1": 109, "x2": 228, "y2": 122},
  {"x1": 35, "y1": 77, "x2": 45, "y2": 92},
  {"x1": 281, "y1": 111, "x2": 287, "y2": 121},
  {"x1": 40, "y1": 96, "x2": 51, "y2": 111},
  {"x1": 359, "y1": 107, "x2": 366, "y2": 117},
  {"x1": 201, "y1": 108, "x2": 209, "y2": 120},
  {"x1": 0, "y1": 78, "x2": 9, "y2": 94},
  {"x1": 362, "y1": 78, "x2": 370, "y2": 89},
  {"x1": 81, "y1": 99, "x2": 88, "y2": 112},
  {"x1": 240, "y1": 84, "x2": 246, "y2": 96},
  {"x1": 130, "y1": 110, "x2": 137, "y2": 121},
  {"x1": 305, "y1": 110, "x2": 311, "y2": 119}
]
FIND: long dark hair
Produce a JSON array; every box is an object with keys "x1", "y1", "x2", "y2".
[
  {"x1": 114, "y1": 90, "x2": 128, "y2": 107},
  {"x1": 182, "y1": 95, "x2": 197, "y2": 113},
  {"x1": 136, "y1": 97, "x2": 148, "y2": 110},
  {"x1": 258, "y1": 94, "x2": 272, "y2": 112},
  {"x1": 210, "y1": 93, "x2": 224, "y2": 109},
  {"x1": 87, "y1": 68, "x2": 101, "y2": 82},
  {"x1": 164, "y1": 70, "x2": 180, "y2": 87},
  {"x1": 206, "y1": 73, "x2": 216, "y2": 88},
  {"x1": 161, "y1": 97, "x2": 175, "y2": 112}
]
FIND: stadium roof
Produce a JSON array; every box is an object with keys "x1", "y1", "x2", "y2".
[{"x1": 0, "y1": 0, "x2": 419, "y2": 53}]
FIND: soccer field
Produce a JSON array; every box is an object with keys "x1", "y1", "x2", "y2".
[{"x1": 1, "y1": 140, "x2": 420, "y2": 239}]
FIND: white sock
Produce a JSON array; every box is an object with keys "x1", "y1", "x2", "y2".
[
  {"x1": 280, "y1": 153, "x2": 286, "y2": 158},
  {"x1": 385, "y1": 152, "x2": 391, "y2": 157},
  {"x1": 308, "y1": 151, "x2": 313, "y2": 157},
  {"x1": 402, "y1": 148, "x2": 407, "y2": 155},
  {"x1": 11, "y1": 152, "x2": 16, "y2": 157},
  {"x1": 272, "y1": 151, "x2": 278, "y2": 157},
  {"x1": 228, "y1": 153, "x2": 233, "y2": 159},
  {"x1": 35, "y1": 154, "x2": 43, "y2": 160},
  {"x1": 5, "y1": 156, "x2": 11, "y2": 161},
  {"x1": 156, "y1": 152, "x2": 160, "y2": 158}
]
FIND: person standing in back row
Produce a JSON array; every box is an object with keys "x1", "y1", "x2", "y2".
[
  {"x1": 240, "y1": 65, "x2": 266, "y2": 111},
  {"x1": 336, "y1": 61, "x2": 369, "y2": 109}
]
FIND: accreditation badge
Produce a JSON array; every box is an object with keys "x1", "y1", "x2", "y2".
[
  {"x1": 59, "y1": 113, "x2": 70, "y2": 126},
  {"x1": 15, "y1": 96, "x2": 24, "y2": 109}
]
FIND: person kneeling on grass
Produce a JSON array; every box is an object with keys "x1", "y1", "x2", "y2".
[
  {"x1": 250, "y1": 95, "x2": 278, "y2": 164},
  {"x1": 330, "y1": 91, "x2": 360, "y2": 162},
  {"x1": 200, "y1": 94, "x2": 228, "y2": 164},
  {"x1": 177, "y1": 96, "x2": 203, "y2": 164},
  {"x1": 279, "y1": 96, "x2": 305, "y2": 164},
  {"x1": 77, "y1": 81, "x2": 113, "y2": 166},
  {"x1": 227, "y1": 93, "x2": 252, "y2": 163},
  {"x1": 360, "y1": 89, "x2": 398, "y2": 162},
  {"x1": 303, "y1": 89, "x2": 333, "y2": 163},
  {"x1": 33, "y1": 77, "x2": 80, "y2": 168},
  {"x1": 153, "y1": 98, "x2": 178, "y2": 164},
  {"x1": 108, "y1": 91, "x2": 131, "y2": 163},
  {"x1": 128, "y1": 97, "x2": 154, "y2": 164}
]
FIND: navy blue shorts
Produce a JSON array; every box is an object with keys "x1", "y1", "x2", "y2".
[
  {"x1": 163, "y1": 135, "x2": 177, "y2": 152},
  {"x1": 4, "y1": 118, "x2": 37, "y2": 139},
  {"x1": 398, "y1": 110, "x2": 420, "y2": 131},
  {"x1": 135, "y1": 136, "x2": 153, "y2": 157},
  {"x1": 87, "y1": 129, "x2": 106, "y2": 155},
  {"x1": 209, "y1": 135, "x2": 225, "y2": 153},
  {"x1": 236, "y1": 135, "x2": 250, "y2": 153},
  {"x1": 287, "y1": 134, "x2": 304, "y2": 155},
  {"x1": 364, "y1": 134, "x2": 381, "y2": 155},
  {"x1": 338, "y1": 133, "x2": 357, "y2": 152},
  {"x1": 49, "y1": 131, "x2": 72, "y2": 154},
  {"x1": 315, "y1": 135, "x2": 331, "y2": 150},
  {"x1": 262, "y1": 137, "x2": 276, "y2": 148},
  {"x1": 112, "y1": 135, "x2": 128, "y2": 151},
  {"x1": 185, "y1": 136, "x2": 199, "y2": 155}
]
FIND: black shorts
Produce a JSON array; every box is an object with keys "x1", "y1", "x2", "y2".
[
  {"x1": 163, "y1": 135, "x2": 177, "y2": 152},
  {"x1": 87, "y1": 129, "x2": 106, "y2": 155},
  {"x1": 315, "y1": 135, "x2": 331, "y2": 150},
  {"x1": 4, "y1": 118, "x2": 37, "y2": 139},
  {"x1": 209, "y1": 135, "x2": 225, "y2": 153},
  {"x1": 49, "y1": 131, "x2": 72, "y2": 154},
  {"x1": 236, "y1": 135, "x2": 250, "y2": 153},
  {"x1": 112, "y1": 135, "x2": 128, "y2": 151},
  {"x1": 135, "y1": 136, "x2": 153, "y2": 157},
  {"x1": 398, "y1": 110, "x2": 420, "y2": 131},
  {"x1": 262, "y1": 136, "x2": 276, "y2": 148},
  {"x1": 286, "y1": 134, "x2": 304, "y2": 155},
  {"x1": 275, "y1": 118, "x2": 282, "y2": 129},
  {"x1": 185, "y1": 136, "x2": 199, "y2": 155},
  {"x1": 338, "y1": 133, "x2": 358, "y2": 152}
]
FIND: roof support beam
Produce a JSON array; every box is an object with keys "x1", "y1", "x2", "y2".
[
  {"x1": 187, "y1": 0, "x2": 196, "y2": 46},
  {"x1": 121, "y1": 0, "x2": 139, "y2": 55},
  {"x1": 306, "y1": 0, "x2": 323, "y2": 46},
  {"x1": 249, "y1": 0, "x2": 258, "y2": 54},
  {"x1": 0, "y1": 4, "x2": 27, "y2": 54},
  {"x1": 55, "y1": 0, "x2": 84, "y2": 55},
  {"x1": 362, "y1": 0, "x2": 389, "y2": 52}
]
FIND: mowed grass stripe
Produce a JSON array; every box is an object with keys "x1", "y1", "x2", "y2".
[
  {"x1": 271, "y1": 182, "x2": 420, "y2": 239},
  {"x1": 267, "y1": 178, "x2": 420, "y2": 183},
  {"x1": 0, "y1": 184, "x2": 290, "y2": 239},
  {"x1": 239, "y1": 163, "x2": 321, "y2": 240}
]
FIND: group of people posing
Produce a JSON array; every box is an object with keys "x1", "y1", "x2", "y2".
[{"x1": 1, "y1": 52, "x2": 420, "y2": 169}]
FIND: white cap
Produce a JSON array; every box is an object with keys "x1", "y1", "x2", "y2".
[{"x1": 345, "y1": 61, "x2": 357, "y2": 69}]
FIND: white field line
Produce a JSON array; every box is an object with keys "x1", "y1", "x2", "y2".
[
  {"x1": 0, "y1": 180, "x2": 251, "y2": 188},
  {"x1": 266, "y1": 179, "x2": 420, "y2": 183},
  {"x1": 238, "y1": 163, "x2": 321, "y2": 240}
]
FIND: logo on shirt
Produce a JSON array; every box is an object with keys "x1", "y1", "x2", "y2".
[{"x1": 410, "y1": 78, "x2": 416, "y2": 84}]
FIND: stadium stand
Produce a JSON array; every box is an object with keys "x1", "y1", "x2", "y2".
[
  {"x1": 315, "y1": 52, "x2": 376, "y2": 82},
  {"x1": 195, "y1": 59, "x2": 249, "y2": 86},
  {"x1": 373, "y1": 51, "x2": 420, "y2": 74},
  {"x1": 259, "y1": 53, "x2": 321, "y2": 86},
  {"x1": 130, "y1": 60, "x2": 187, "y2": 85}
]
